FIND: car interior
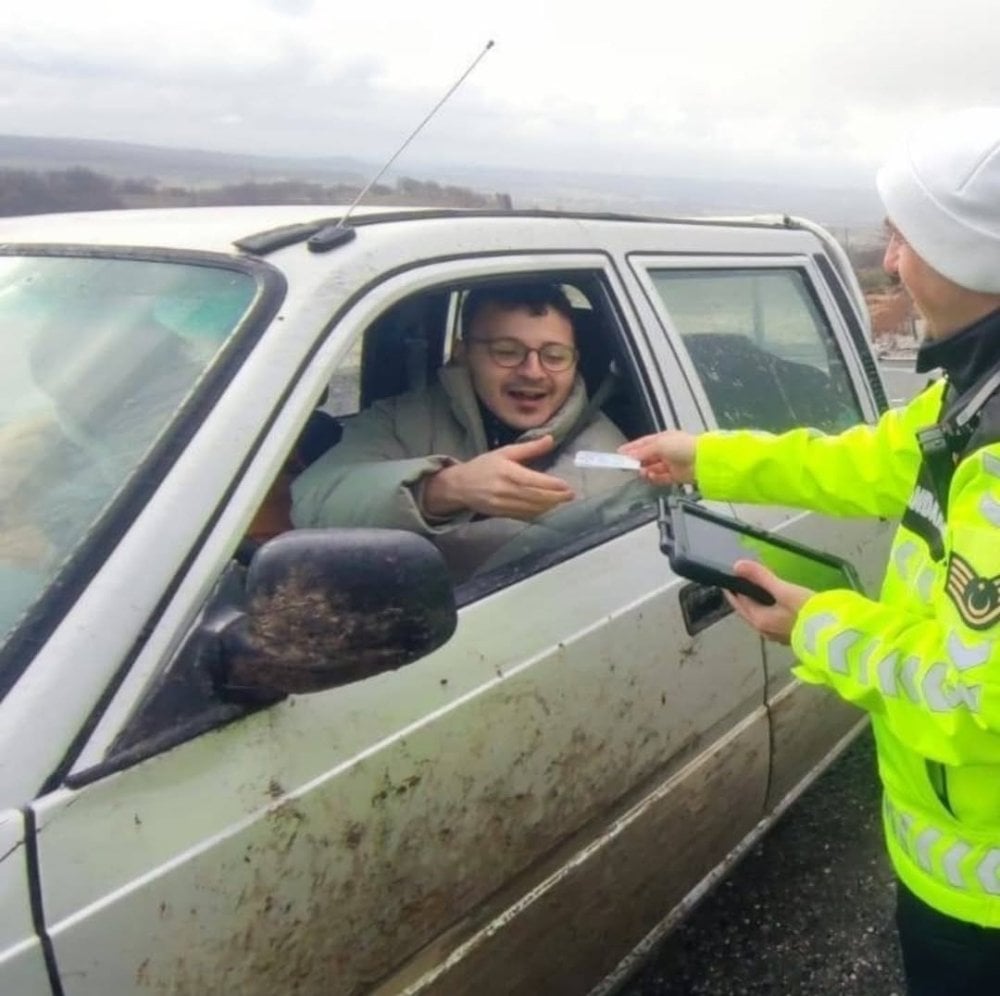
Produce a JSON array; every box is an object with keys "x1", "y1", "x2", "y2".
[
  {"x1": 241, "y1": 275, "x2": 653, "y2": 564},
  {"x1": 680, "y1": 332, "x2": 860, "y2": 432}
]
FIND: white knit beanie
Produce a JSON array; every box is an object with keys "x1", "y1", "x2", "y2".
[{"x1": 877, "y1": 106, "x2": 1000, "y2": 293}]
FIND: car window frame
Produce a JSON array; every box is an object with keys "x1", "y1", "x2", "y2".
[{"x1": 0, "y1": 244, "x2": 286, "y2": 705}]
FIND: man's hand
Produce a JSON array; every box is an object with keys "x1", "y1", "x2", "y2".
[
  {"x1": 723, "y1": 560, "x2": 814, "y2": 645},
  {"x1": 618, "y1": 430, "x2": 698, "y2": 486},
  {"x1": 421, "y1": 435, "x2": 575, "y2": 521}
]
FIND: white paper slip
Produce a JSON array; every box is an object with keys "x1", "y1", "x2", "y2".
[{"x1": 573, "y1": 450, "x2": 641, "y2": 471}]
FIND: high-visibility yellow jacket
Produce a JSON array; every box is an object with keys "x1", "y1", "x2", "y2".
[{"x1": 696, "y1": 378, "x2": 1000, "y2": 927}]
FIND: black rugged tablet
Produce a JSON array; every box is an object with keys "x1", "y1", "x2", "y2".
[{"x1": 659, "y1": 496, "x2": 864, "y2": 605}]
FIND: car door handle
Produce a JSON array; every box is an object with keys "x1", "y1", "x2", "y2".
[{"x1": 678, "y1": 582, "x2": 733, "y2": 636}]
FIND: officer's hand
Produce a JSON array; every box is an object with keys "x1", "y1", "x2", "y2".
[
  {"x1": 618, "y1": 430, "x2": 698, "y2": 486},
  {"x1": 421, "y1": 435, "x2": 575, "y2": 521},
  {"x1": 723, "y1": 560, "x2": 814, "y2": 645}
]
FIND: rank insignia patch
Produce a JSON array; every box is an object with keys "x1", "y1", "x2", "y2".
[{"x1": 945, "y1": 552, "x2": 1000, "y2": 629}]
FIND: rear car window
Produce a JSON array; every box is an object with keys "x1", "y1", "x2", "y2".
[
  {"x1": 0, "y1": 255, "x2": 257, "y2": 646},
  {"x1": 649, "y1": 268, "x2": 862, "y2": 432}
]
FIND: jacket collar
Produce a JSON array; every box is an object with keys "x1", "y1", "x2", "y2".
[
  {"x1": 916, "y1": 306, "x2": 1000, "y2": 395},
  {"x1": 437, "y1": 364, "x2": 589, "y2": 451}
]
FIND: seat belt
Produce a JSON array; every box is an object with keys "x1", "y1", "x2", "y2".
[{"x1": 547, "y1": 366, "x2": 622, "y2": 463}]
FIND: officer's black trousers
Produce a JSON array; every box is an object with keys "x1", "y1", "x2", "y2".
[{"x1": 896, "y1": 881, "x2": 1000, "y2": 995}]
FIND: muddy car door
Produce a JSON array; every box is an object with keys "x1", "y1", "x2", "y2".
[
  {"x1": 624, "y1": 238, "x2": 894, "y2": 810},
  {"x1": 0, "y1": 811, "x2": 50, "y2": 993},
  {"x1": 26, "y1": 245, "x2": 770, "y2": 996}
]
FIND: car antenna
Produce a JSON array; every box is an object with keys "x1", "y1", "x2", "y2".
[{"x1": 308, "y1": 39, "x2": 496, "y2": 252}]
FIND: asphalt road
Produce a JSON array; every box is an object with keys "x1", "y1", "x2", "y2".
[{"x1": 619, "y1": 728, "x2": 907, "y2": 996}]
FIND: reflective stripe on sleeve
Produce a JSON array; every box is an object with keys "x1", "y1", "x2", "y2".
[
  {"x1": 828, "y1": 629, "x2": 862, "y2": 674},
  {"x1": 877, "y1": 651, "x2": 900, "y2": 696},
  {"x1": 801, "y1": 612, "x2": 838, "y2": 654},
  {"x1": 885, "y1": 797, "x2": 1000, "y2": 896},
  {"x1": 916, "y1": 566, "x2": 936, "y2": 601},
  {"x1": 948, "y1": 632, "x2": 991, "y2": 671},
  {"x1": 894, "y1": 540, "x2": 919, "y2": 579},
  {"x1": 803, "y1": 615, "x2": 984, "y2": 716},
  {"x1": 979, "y1": 493, "x2": 1000, "y2": 527},
  {"x1": 922, "y1": 663, "x2": 982, "y2": 713}
]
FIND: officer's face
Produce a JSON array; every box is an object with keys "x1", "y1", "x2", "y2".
[{"x1": 883, "y1": 221, "x2": 985, "y2": 339}]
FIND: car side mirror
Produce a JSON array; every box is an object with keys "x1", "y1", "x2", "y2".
[{"x1": 211, "y1": 528, "x2": 457, "y2": 699}]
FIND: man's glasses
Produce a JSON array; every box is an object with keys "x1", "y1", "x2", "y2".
[{"x1": 468, "y1": 337, "x2": 578, "y2": 372}]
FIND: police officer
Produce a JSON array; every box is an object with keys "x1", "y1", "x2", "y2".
[{"x1": 621, "y1": 106, "x2": 1000, "y2": 995}]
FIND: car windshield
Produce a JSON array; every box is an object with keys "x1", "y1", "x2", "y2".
[{"x1": 0, "y1": 254, "x2": 257, "y2": 647}]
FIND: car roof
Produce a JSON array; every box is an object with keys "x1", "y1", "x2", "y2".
[
  {"x1": 0, "y1": 204, "x2": 800, "y2": 256},
  {"x1": 0, "y1": 205, "x2": 394, "y2": 253}
]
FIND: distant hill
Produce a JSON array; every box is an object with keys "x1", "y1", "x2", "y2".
[
  {"x1": 411, "y1": 160, "x2": 882, "y2": 231},
  {"x1": 0, "y1": 134, "x2": 369, "y2": 187},
  {"x1": 0, "y1": 133, "x2": 882, "y2": 233}
]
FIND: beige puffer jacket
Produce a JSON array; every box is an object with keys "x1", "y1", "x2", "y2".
[{"x1": 290, "y1": 365, "x2": 632, "y2": 578}]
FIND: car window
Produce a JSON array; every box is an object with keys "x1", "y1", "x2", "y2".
[
  {"x1": 649, "y1": 268, "x2": 862, "y2": 432},
  {"x1": 289, "y1": 273, "x2": 658, "y2": 597},
  {"x1": 0, "y1": 254, "x2": 258, "y2": 646}
]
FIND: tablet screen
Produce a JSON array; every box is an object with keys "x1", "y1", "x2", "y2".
[{"x1": 676, "y1": 503, "x2": 859, "y2": 593}]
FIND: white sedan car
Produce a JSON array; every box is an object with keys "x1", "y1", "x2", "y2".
[{"x1": 0, "y1": 205, "x2": 892, "y2": 995}]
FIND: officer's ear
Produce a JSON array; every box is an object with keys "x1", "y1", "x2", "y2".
[{"x1": 452, "y1": 337, "x2": 468, "y2": 366}]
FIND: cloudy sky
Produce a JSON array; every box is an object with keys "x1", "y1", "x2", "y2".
[{"x1": 1, "y1": 0, "x2": 998, "y2": 187}]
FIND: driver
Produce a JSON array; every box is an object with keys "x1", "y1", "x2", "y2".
[{"x1": 290, "y1": 281, "x2": 630, "y2": 576}]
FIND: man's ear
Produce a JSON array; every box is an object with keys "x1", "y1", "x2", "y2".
[{"x1": 452, "y1": 338, "x2": 467, "y2": 366}]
